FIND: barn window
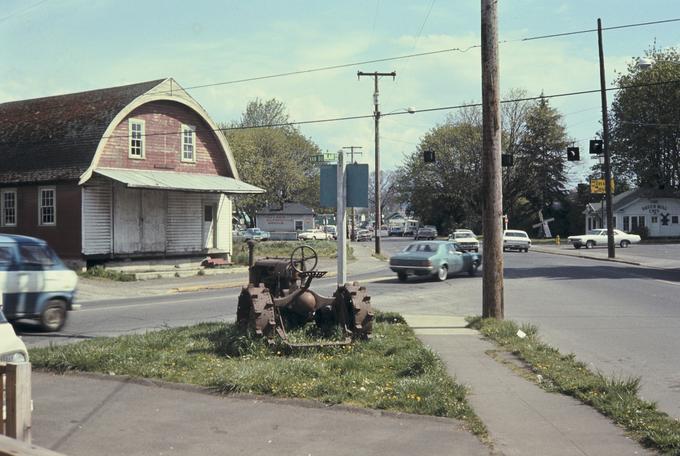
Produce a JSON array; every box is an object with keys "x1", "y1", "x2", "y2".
[
  {"x1": 39, "y1": 187, "x2": 56, "y2": 226},
  {"x1": 129, "y1": 119, "x2": 145, "y2": 158},
  {"x1": 1, "y1": 189, "x2": 17, "y2": 227},
  {"x1": 181, "y1": 124, "x2": 196, "y2": 162},
  {"x1": 673, "y1": 216, "x2": 679, "y2": 224}
]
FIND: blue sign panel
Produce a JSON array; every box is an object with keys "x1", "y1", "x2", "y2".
[{"x1": 319, "y1": 164, "x2": 369, "y2": 208}]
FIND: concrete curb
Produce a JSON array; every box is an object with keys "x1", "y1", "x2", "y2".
[{"x1": 530, "y1": 246, "x2": 643, "y2": 266}]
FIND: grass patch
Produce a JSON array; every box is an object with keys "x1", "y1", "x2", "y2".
[
  {"x1": 30, "y1": 311, "x2": 484, "y2": 436},
  {"x1": 78, "y1": 266, "x2": 136, "y2": 282},
  {"x1": 468, "y1": 317, "x2": 680, "y2": 454},
  {"x1": 232, "y1": 240, "x2": 354, "y2": 265}
]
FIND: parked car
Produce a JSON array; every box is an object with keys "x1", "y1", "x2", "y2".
[
  {"x1": 503, "y1": 230, "x2": 531, "y2": 252},
  {"x1": 389, "y1": 240, "x2": 481, "y2": 282},
  {"x1": 414, "y1": 225, "x2": 438, "y2": 240},
  {"x1": 448, "y1": 231, "x2": 480, "y2": 252},
  {"x1": 298, "y1": 228, "x2": 331, "y2": 241},
  {"x1": 243, "y1": 228, "x2": 271, "y2": 241},
  {"x1": 354, "y1": 229, "x2": 373, "y2": 242},
  {"x1": 321, "y1": 225, "x2": 337, "y2": 240},
  {"x1": 0, "y1": 234, "x2": 79, "y2": 331},
  {"x1": 567, "y1": 229, "x2": 641, "y2": 249},
  {"x1": 0, "y1": 308, "x2": 29, "y2": 363}
]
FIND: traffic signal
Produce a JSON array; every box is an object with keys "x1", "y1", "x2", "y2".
[
  {"x1": 589, "y1": 139, "x2": 603, "y2": 155},
  {"x1": 501, "y1": 154, "x2": 513, "y2": 167},
  {"x1": 567, "y1": 147, "x2": 580, "y2": 161},
  {"x1": 424, "y1": 150, "x2": 436, "y2": 163}
]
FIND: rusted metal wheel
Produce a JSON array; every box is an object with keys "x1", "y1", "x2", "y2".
[
  {"x1": 236, "y1": 285, "x2": 276, "y2": 342},
  {"x1": 340, "y1": 283, "x2": 374, "y2": 340}
]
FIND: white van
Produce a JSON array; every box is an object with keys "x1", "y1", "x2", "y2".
[{"x1": 0, "y1": 235, "x2": 78, "y2": 331}]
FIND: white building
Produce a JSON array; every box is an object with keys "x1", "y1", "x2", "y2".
[{"x1": 585, "y1": 188, "x2": 680, "y2": 237}]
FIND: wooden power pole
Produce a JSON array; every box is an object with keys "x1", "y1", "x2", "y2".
[
  {"x1": 481, "y1": 0, "x2": 504, "y2": 319},
  {"x1": 357, "y1": 71, "x2": 396, "y2": 255}
]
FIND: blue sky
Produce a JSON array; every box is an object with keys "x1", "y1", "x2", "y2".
[{"x1": 1, "y1": 0, "x2": 678, "y2": 183}]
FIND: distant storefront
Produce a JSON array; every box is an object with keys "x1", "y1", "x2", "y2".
[
  {"x1": 256, "y1": 203, "x2": 315, "y2": 239},
  {"x1": 585, "y1": 188, "x2": 680, "y2": 237}
]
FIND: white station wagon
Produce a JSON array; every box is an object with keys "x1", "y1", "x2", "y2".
[{"x1": 0, "y1": 234, "x2": 78, "y2": 331}]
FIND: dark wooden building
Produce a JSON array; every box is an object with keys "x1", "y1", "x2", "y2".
[{"x1": 0, "y1": 78, "x2": 263, "y2": 265}]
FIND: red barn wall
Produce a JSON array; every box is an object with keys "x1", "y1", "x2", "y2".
[
  {"x1": 0, "y1": 182, "x2": 82, "y2": 259},
  {"x1": 97, "y1": 100, "x2": 231, "y2": 177}
]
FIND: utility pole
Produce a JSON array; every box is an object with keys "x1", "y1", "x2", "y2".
[
  {"x1": 597, "y1": 18, "x2": 616, "y2": 259},
  {"x1": 481, "y1": 0, "x2": 504, "y2": 319},
  {"x1": 357, "y1": 70, "x2": 396, "y2": 255},
  {"x1": 343, "y1": 146, "x2": 363, "y2": 240}
]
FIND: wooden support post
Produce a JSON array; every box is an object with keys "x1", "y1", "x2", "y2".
[{"x1": 5, "y1": 363, "x2": 32, "y2": 443}]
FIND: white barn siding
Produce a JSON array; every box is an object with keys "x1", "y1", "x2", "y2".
[
  {"x1": 215, "y1": 194, "x2": 232, "y2": 251},
  {"x1": 82, "y1": 180, "x2": 113, "y2": 255},
  {"x1": 167, "y1": 192, "x2": 203, "y2": 253}
]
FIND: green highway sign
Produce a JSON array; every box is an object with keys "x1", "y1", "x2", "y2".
[{"x1": 311, "y1": 152, "x2": 337, "y2": 163}]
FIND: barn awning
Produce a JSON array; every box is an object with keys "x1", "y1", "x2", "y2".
[{"x1": 92, "y1": 168, "x2": 265, "y2": 194}]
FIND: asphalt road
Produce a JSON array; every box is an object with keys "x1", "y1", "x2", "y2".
[{"x1": 20, "y1": 237, "x2": 680, "y2": 419}]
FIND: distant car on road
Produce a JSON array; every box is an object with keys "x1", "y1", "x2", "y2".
[
  {"x1": 503, "y1": 230, "x2": 531, "y2": 252},
  {"x1": 414, "y1": 225, "x2": 438, "y2": 240},
  {"x1": 567, "y1": 229, "x2": 641, "y2": 249},
  {"x1": 354, "y1": 229, "x2": 373, "y2": 242},
  {"x1": 298, "y1": 229, "x2": 332, "y2": 241},
  {"x1": 243, "y1": 228, "x2": 271, "y2": 241},
  {"x1": 448, "y1": 230, "x2": 479, "y2": 252},
  {"x1": 389, "y1": 240, "x2": 481, "y2": 282}
]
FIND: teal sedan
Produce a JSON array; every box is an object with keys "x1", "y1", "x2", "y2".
[{"x1": 389, "y1": 241, "x2": 482, "y2": 282}]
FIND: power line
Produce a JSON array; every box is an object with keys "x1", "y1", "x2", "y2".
[
  {"x1": 145, "y1": 16, "x2": 680, "y2": 95},
  {"x1": 412, "y1": 0, "x2": 436, "y2": 50},
  {"x1": 0, "y1": 0, "x2": 49, "y2": 24},
  {"x1": 3, "y1": 78, "x2": 678, "y2": 147}
]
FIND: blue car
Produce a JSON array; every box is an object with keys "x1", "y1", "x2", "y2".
[
  {"x1": 389, "y1": 240, "x2": 481, "y2": 282},
  {"x1": 0, "y1": 234, "x2": 79, "y2": 331}
]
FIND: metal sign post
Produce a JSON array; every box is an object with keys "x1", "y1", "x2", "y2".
[{"x1": 336, "y1": 150, "x2": 347, "y2": 286}]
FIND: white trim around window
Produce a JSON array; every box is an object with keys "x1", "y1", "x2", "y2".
[
  {"x1": 128, "y1": 118, "x2": 145, "y2": 159},
  {"x1": 181, "y1": 124, "x2": 196, "y2": 163},
  {"x1": 1, "y1": 188, "x2": 17, "y2": 227},
  {"x1": 38, "y1": 186, "x2": 56, "y2": 226}
]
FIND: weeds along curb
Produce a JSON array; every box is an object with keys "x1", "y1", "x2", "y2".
[{"x1": 468, "y1": 317, "x2": 680, "y2": 454}]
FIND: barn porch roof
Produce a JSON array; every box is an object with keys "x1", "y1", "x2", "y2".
[{"x1": 92, "y1": 168, "x2": 264, "y2": 194}]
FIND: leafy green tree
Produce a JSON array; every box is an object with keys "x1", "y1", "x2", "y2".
[
  {"x1": 610, "y1": 46, "x2": 680, "y2": 190},
  {"x1": 395, "y1": 107, "x2": 483, "y2": 234},
  {"x1": 222, "y1": 98, "x2": 321, "y2": 221},
  {"x1": 512, "y1": 97, "x2": 570, "y2": 230}
]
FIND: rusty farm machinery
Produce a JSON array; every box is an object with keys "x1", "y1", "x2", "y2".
[{"x1": 236, "y1": 242, "x2": 373, "y2": 347}]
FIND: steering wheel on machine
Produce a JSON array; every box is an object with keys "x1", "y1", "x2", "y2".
[{"x1": 290, "y1": 245, "x2": 318, "y2": 273}]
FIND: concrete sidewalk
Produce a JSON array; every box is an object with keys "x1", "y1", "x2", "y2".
[
  {"x1": 31, "y1": 372, "x2": 489, "y2": 456},
  {"x1": 403, "y1": 315, "x2": 654, "y2": 456}
]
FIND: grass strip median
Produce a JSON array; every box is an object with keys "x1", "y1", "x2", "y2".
[
  {"x1": 468, "y1": 317, "x2": 680, "y2": 454},
  {"x1": 232, "y1": 240, "x2": 354, "y2": 265},
  {"x1": 30, "y1": 311, "x2": 485, "y2": 436}
]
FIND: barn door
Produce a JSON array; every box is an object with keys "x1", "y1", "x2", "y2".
[
  {"x1": 113, "y1": 187, "x2": 141, "y2": 254},
  {"x1": 141, "y1": 190, "x2": 165, "y2": 252}
]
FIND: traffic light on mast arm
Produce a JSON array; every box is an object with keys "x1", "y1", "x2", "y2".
[{"x1": 567, "y1": 147, "x2": 580, "y2": 161}]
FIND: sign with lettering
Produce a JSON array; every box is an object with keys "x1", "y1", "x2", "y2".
[
  {"x1": 590, "y1": 178, "x2": 615, "y2": 194},
  {"x1": 641, "y1": 203, "x2": 667, "y2": 215}
]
